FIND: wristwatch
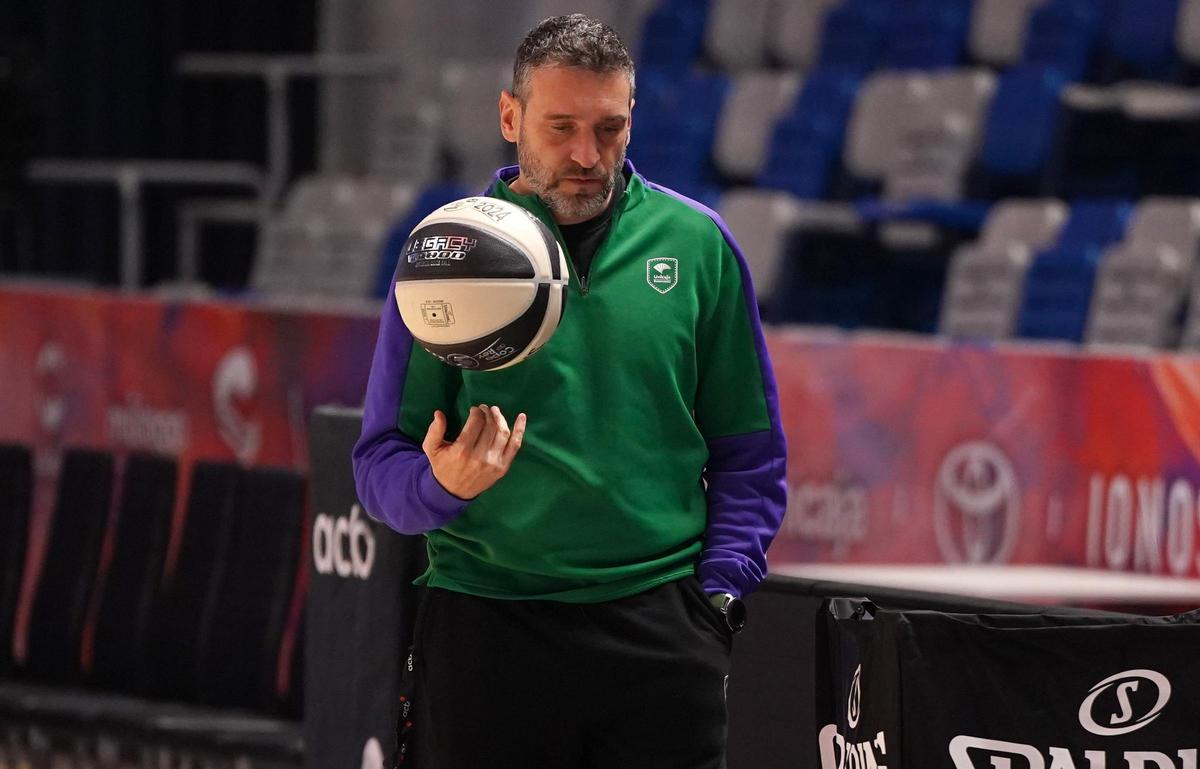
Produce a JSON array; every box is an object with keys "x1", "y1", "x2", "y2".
[{"x1": 709, "y1": 592, "x2": 747, "y2": 634}]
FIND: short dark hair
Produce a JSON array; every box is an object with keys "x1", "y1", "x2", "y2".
[{"x1": 512, "y1": 14, "x2": 635, "y2": 104}]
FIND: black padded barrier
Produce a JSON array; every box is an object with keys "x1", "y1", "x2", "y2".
[
  {"x1": 196, "y1": 465, "x2": 306, "y2": 712},
  {"x1": 0, "y1": 443, "x2": 32, "y2": 677},
  {"x1": 89, "y1": 452, "x2": 178, "y2": 694},
  {"x1": 24, "y1": 448, "x2": 114, "y2": 685}
]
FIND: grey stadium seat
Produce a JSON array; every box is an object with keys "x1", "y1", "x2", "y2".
[
  {"x1": 442, "y1": 59, "x2": 514, "y2": 188},
  {"x1": 252, "y1": 176, "x2": 416, "y2": 299},
  {"x1": 884, "y1": 69, "x2": 997, "y2": 203},
  {"x1": 370, "y1": 92, "x2": 443, "y2": 185},
  {"x1": 767, "y1": 0, "x2": 843, "y2": 71},
  {"x1": 1177, "y1": 0, "x2": 1200, "y2": 66},
  {"x1": 845, "y1": 71, "x2": 936, "y2": 187},
  {"x1": 1086, "y1": 199, "x2": 1200, "y2": 348},
  {"x1": 939, "y1": 199, "x2": 1068, "y2": 339},
  {"x1": 714, "y1": 70, "x2": 802, "y2": 182},
  {"x1": 1183, "y1": 272, "x2": 1200, "y2": 349},
  {"x1": 968, "y1": 0, "x2": 1049, "y2": 67},
  {"x1": 719, "y1": 189, "x2": 804, "y2": 307},
  {"x1": 705, "y1": 0, "x2": 774, "y2": 71}
]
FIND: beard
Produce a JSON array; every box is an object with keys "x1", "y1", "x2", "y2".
[{"x1": 516, "y1": 140, "x2": 625, "y2": 222}]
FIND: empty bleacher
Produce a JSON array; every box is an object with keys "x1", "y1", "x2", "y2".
[{"x1": 15, "y1": 0, "x2": 1199, "y2": 352}]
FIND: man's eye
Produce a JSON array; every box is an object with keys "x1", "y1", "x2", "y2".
[{"x1": 551, "y1": 124, "x2": 571, "y2": 133}]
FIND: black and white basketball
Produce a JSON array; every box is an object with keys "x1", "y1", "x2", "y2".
[{"x1": 394, "y1": 197, "x2": 569, "y2": 371}]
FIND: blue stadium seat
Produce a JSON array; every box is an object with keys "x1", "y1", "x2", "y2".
[
  {"x1": 772, "y1": 222, "x2": 880, "y2": 329},
  {"x1": 971, "y1": 65, "x2": 1067, "y2": 197},
  {"x1": 373, "y1": 183, "x2": 471, "y2": 299},
  {"x1": 632, "y1": 70, "x2": 730, "y2": 204},
  {"x1": 883, "y1": 0, "x2": 972, "y2": 69},
  {"x1": 637, "y1": 0, "x2": 711, "y2": 74},
  {"x1": 1101, "y1": 0, "x2": 1182, "y2": 80},
  {"x1": 1016, "y1": 200, "x2": 1133, "y2": 342},
  {"x1": 817, "y1": 0, "x2": 893, "y2": 72},
  {"x1": 1022, "y1": 0, "x2": 1107, "y2": 80},
  {"x1": 758, "y1": 69, "x2": 861, "y2": 199}
]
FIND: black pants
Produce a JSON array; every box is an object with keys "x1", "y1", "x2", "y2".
[{"x1": 407, "y1": 576, "x2": 732, "y2": 769}]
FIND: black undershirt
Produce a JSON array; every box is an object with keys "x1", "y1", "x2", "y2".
[{"x1": 556, "y1": 171, "x2": 626, "y2": 286}]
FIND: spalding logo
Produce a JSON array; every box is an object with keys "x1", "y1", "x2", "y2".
[
  {"x1": 847, "y1": 665, "x2": 863, "y2": 729},
  {"x1": 1078, "y1": 669, "x2": 1171, "y2": 737}
]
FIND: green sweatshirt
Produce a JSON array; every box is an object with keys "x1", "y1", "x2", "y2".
[{"x1": 353, "y1": 161, "x2": 787, "y2": 603}]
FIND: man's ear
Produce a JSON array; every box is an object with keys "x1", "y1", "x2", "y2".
[
  {"x1": 499, "y1": 90, "x2": 521, "y2": 144},
  {"x1": 626, "y1": 97, "x2": 634, "y2": 146}
]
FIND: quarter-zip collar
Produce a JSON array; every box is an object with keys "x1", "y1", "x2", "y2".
[{"x1": 486, "y1": 160, "x2": 645, "y2": 295}]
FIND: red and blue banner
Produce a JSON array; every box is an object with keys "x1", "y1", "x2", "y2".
[
  {"x1": 769, "y1": 330, "x2": 1200, "y2": 579},
  {"x1": 4, "y1": 286, "x2": 1200, "y2": 590},
  {"x1": 0, "y1": 285, "x2": 379, "y2": 662}
]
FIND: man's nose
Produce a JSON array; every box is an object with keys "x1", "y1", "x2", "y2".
[{"x1": 569, "y1": 133, "x2": 600, "y2": 169}]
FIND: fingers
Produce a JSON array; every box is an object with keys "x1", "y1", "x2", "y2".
[
  {"x1": 487, "y1": 406, "x2": 511, "y2": 457},
  {"x1": 422, "y1": 410, "x2": 448, "y2": 455},
  {"x1": 500, "y1": 412, "x2": 527, "y2": 465},
  {"x1": 456, "y1": 404, "x2": 487, "y2": 448},
  {"x1": 475, "y1": 403, "x2": 501, "y2": 452}
]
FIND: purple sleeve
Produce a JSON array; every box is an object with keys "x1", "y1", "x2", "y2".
[
  {"x1": 699, "y1": 430, "x2": 788, "y2": 598},
  {"x1": 351, "y1": 294, "x2": 468, "y2": 535}
]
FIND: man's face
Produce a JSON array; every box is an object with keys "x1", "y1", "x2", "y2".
[{"x1": 500, "y1": 66, "x2": 632, "y2": 224}]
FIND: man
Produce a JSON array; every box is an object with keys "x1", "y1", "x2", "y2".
[{"x1": 353, "y1": 14, "x2": 787, "y2": 769}]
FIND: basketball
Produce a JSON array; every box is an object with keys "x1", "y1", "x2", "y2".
[{"x1": 393, "y1": 196, "x2": 570, "y2": 371}]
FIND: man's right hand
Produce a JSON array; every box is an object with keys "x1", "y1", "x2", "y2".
[{"x1": 422, "y1": 404, "x2": 527, "y2": 500}]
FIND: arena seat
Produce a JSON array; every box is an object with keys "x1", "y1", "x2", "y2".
[
  {"x1": 441, "y1": 59, "x2": 515, "y2": 188},
  {"x1": 636, "y1": 0, "x2": 710, "y2": 74},
  {"x1": 369, "y1": 92, "x2": 442, "y2": 185},
  {"x1": 757, "y1": 68, "x2": 861, "y2": 199},
  {"x1": 841, "y1": 71, "x2": 932, "y2": 197},
  {"x1": 703, "y1": 0, "x2": 772, "y2": 71},
  {"x1": 252, "y1": 175, "x2": 416, "y2": 299},
  {"x1": 882, "y1": 0, "x2": 972, "y2": 69},
  {"x1": 88, "y1": 453, "x2": 177, "y2": 695},
  {"x1": 1016, "y1": 199, "x2": 1133, "y2": 342},
  {"x1": 1175, "y1": 0, "x2": 1200, "y2": 70},
  {"x1": 373, "y1": 182, "x2": 472, "y2": 299},
  {"x1": 883, "y1": 69, "x2": 997, "y2": 203},
  {"x1": 0, "y1": 443, "x2": 31, "y2": 677},
  {"x1": 1051, "y1": 83, "x2": 1142, "y2": 199},
  {"x1": 816, "y1": 0, "x2": 893, "y2": 73},
  {"x1": 148, "y1": 461, "x2": 240, "y2": 704},
  {"x1": 1085, "y1": 197, "x2": 1200, "y2": 347},
  {"x1": 1181, "y1": 273, "x2": 1200, "y2": 348},
  {"x1": 766, "y1": 0, "x2": 842, "y2": 71},
  {"x1": 717, "y1": 189, "x2": 804, "y2": 313},
  {"x1": 194, "y1": 466, "x2": 305, "y2": 711},
  {"x1": 1022, "y1": 0, "x2": 1108, "y2": 81},
  {"x1": 969, "y1": 65, "x2": 1067, "y2": 197},
  {"x1": 939, "y1": 199, "x2": 1069, "y2": 339},
  {"x1": 633, "y1": 70, "x2": 730, "y2": 204},
  {"x1": 1101, "y1": 0, "x2": 1182, "y2": 81},
  {"x1": 968, "y1": 0, "x2": 1049, "y2": 67},
  {"x1": 24, "y1": 449, "x2": 114, "y2": 685},
  {"x1": 1121, "y1": 83, "x2": 1200, "y2": 195},
  {"x1": 770, "y1": 205, "x2": 875, "y2": 328},
  {"x1": 713, "y1": 71, "x2": 802, "y2": 184}
]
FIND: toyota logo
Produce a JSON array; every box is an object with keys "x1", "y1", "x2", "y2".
[
  {"x1": 1078, "y1": 669, "x2": 1171, "y2": 737},
  {"x1": 934, "y1": 441, "x2": 1020, "y2": 564}
]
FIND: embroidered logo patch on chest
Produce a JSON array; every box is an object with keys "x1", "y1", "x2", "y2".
[{"x1": 646, "y1": 257, "x2": 679, "y2": 294}]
